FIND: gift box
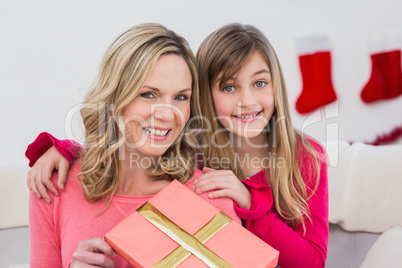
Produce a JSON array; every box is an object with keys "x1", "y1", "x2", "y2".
[{"x1": 105, "y1": 180, "x2": 279, "y2": 267}]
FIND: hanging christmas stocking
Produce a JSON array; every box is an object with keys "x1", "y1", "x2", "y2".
[
  {"x1": 295, "y1": 35, "x2": 337, "y2": 114},
  {"x1": 361, "y1": 38, "x2": 402, "y2": 103}
]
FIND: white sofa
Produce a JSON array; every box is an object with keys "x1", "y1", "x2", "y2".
[
  {"x1": 0, "y1": 164, "x2": 30, "y2": 268},
  {"x1": 1, "y1": 141, "x2": 402, "y2": 267},
  {"x1": 325, "y1": 141, "x2": 402, "y2": 267}
]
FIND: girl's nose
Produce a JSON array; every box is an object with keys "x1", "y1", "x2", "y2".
[{"x1": 238, "y1": 88, "x2": 257, "y2": 107}]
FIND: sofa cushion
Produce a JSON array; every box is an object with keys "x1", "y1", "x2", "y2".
[{"x1": 360, "y1": 226, "x2": 402, "y2": 267}]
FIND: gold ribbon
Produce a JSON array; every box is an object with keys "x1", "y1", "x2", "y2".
[{"x1": 137, "y1": 202, "x2": 233, "y2": 268}]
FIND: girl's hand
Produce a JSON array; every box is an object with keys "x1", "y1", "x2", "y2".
[
  {"x1": 70, "y1": 238, "x2": 116, "y2": 268},
  {"x1": 192, "y1": 167, "x2": 252, "y2": 209},
  {"x1": 26, "y1": 146, "x2": 70, "y2": 203}
]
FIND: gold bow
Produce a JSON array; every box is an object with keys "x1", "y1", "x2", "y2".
[{"x1": 138, "y1": 202, "x2": 233, "y2": 268}]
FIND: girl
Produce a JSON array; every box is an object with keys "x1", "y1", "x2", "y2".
[
  {"x1": 27, "y1": 23, "x2": 328, "y2": 268},
  {"x1": 28, "y1": 23, "x2": 240, "y2": 267},
  {"x1": 193, "y1": 23, "x2": 328, "y2": 268}
]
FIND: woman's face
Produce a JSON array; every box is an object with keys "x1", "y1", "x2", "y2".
[
  {"x1": 211, "y1": 51, "x2": 275, "y2": 141},
  {"x1": 123, "y1": 54, "x2": 192, "y2": 157}
]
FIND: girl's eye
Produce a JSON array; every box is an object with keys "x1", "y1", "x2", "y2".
[
  {"x1": 175, "y1": 94, "x2": 189, "y2": 101},
  {"x1": 255, "y1": 81, "x2": 267, "y2": 88},
  {"x1": 222, "y1": 85, "x2": 235, "y2": 93},
  {"x1": 140, "y1": 92, "x2": 155, "y2": 99}
]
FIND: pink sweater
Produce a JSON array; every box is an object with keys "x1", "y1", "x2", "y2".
[
  {"x1": 234, "y1": 140, "x2": 329, "y2": 268},
  {"x1": 29, "y1": 156, "x2": 241, "y2": 267},
  {"x1": 27, "y1": 133, "x2": 328, "y2": 267}
]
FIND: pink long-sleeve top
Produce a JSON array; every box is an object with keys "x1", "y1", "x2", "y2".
[
  {"x1": 27, "y1": 134, "x2": 241, "y2": 268},
  {"x1": 234, "y1": 139, "x2": 329, "y2": 268}
]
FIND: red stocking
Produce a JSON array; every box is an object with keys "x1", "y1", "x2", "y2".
[
  {"x1": 295, "y1": 35, "x2": 337, "y2": 114},
  {"x1": 361, "y1": 49, "x2": 402, "y2": 103}
]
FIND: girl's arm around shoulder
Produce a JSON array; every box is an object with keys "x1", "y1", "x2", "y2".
[
  {"x1": 26, "y1": 132, "x2": 84, "y2": 201},
  {"x1": 26, "y1": 132, "x2": 83, "y2": 167}
]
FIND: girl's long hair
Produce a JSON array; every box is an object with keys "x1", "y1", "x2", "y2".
[
  {"x1": 196, "y1": 23, "x2": 322, "y2": 231},
  {"x1": 79, "y1": 23, "x2": 201, "y2": 209}
]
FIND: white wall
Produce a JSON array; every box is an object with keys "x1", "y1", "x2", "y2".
[{"x1": 1, "y1": 0, "x2": 402, "y2": 164}]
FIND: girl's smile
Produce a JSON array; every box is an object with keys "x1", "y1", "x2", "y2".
[{"x1": 232, "y1": 110, "x2": 263, "y2": 122}]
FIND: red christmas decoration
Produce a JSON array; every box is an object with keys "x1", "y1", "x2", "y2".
[
  {"x1": 361, "y1": 50, "x2": 402, "y2": 103},
  {"x1": 367, "y1": 125, "x2": 402, "y2": 145},
  {"x1": 350, "y1": 125, "x2": 402, "y2": 146},
  {"x1": 295, "y1": 35, "x2": 337, "y2": 114}
]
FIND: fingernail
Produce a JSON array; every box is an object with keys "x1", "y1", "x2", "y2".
[
  {"x1": 36, "y1": 194, "x2": 41, "y2": 199},
  {"x1": 60, "y1": 184, "x2": 64, "y2": 190},
  {"x1": 45, "y1": 198, "x2": 50, "y2": 204},
  {"x1": 196, "y1": 188, "x2": 201, "y2": 194},
  {"x1": 190, "y1": 185, "x2": 195, "y2": 190},
  {"x1": 193, "y1": 179, "x2": 198, "y2": 184}
]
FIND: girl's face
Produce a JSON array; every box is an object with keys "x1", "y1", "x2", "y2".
[
  {"x1": 123, "y1": 54, "x2": 192, "y2": 157},
  {"x1": 211, "y1": 51, "x2": 275, "y2": 141}
]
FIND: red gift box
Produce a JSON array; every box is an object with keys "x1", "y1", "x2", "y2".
[{"x1": 105, "y1": 180, "x2": 279, "y2": 267}]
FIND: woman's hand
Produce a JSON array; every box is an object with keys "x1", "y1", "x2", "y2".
[
  {"x1": 70, "y1": 238, "x2": 116, "y2": 268},
  {"x1": 27, "y1": 146, "x2": 70, "y2": 203},
  {"x1": 192, "y1": 167, "x2": 252, "y2": 209}
]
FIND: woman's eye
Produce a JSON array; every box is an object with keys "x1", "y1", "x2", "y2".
[
  {"x1": 140, "y1": 92, "x2": 155, "y2": 99},
  {"x1": 222, "y1": 85, "x2": 235, "y2": 93},
  {"x1": 175, "y1": 94, "x2": 188, "y2": 101},
  {"x1": 255, "y1": 81, "x2": 267, "y2": 88}
]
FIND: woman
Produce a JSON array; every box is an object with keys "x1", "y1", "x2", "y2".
[{"x1": 29, "y1": 23, "x2": 240, "y2": 267}]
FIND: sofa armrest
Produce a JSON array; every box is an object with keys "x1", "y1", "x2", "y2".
[
  {"x1": 0, "y1": 164, "x2": 30, "y2": 229},
  {"x1": 326, "y1": 141, "x2": 402, "y2": 232}
]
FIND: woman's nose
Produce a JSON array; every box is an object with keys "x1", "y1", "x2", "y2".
[{"x1": 153, "y1": 104, "x2": 175, "y2": 122}]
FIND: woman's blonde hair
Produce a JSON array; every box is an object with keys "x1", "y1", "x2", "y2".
[
  {"x1": 79, "y1": 23, "x2": 201, "y2": 206},
  {"x1": 196, "y1": 23, "x2": 321, "y2": 231}
]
